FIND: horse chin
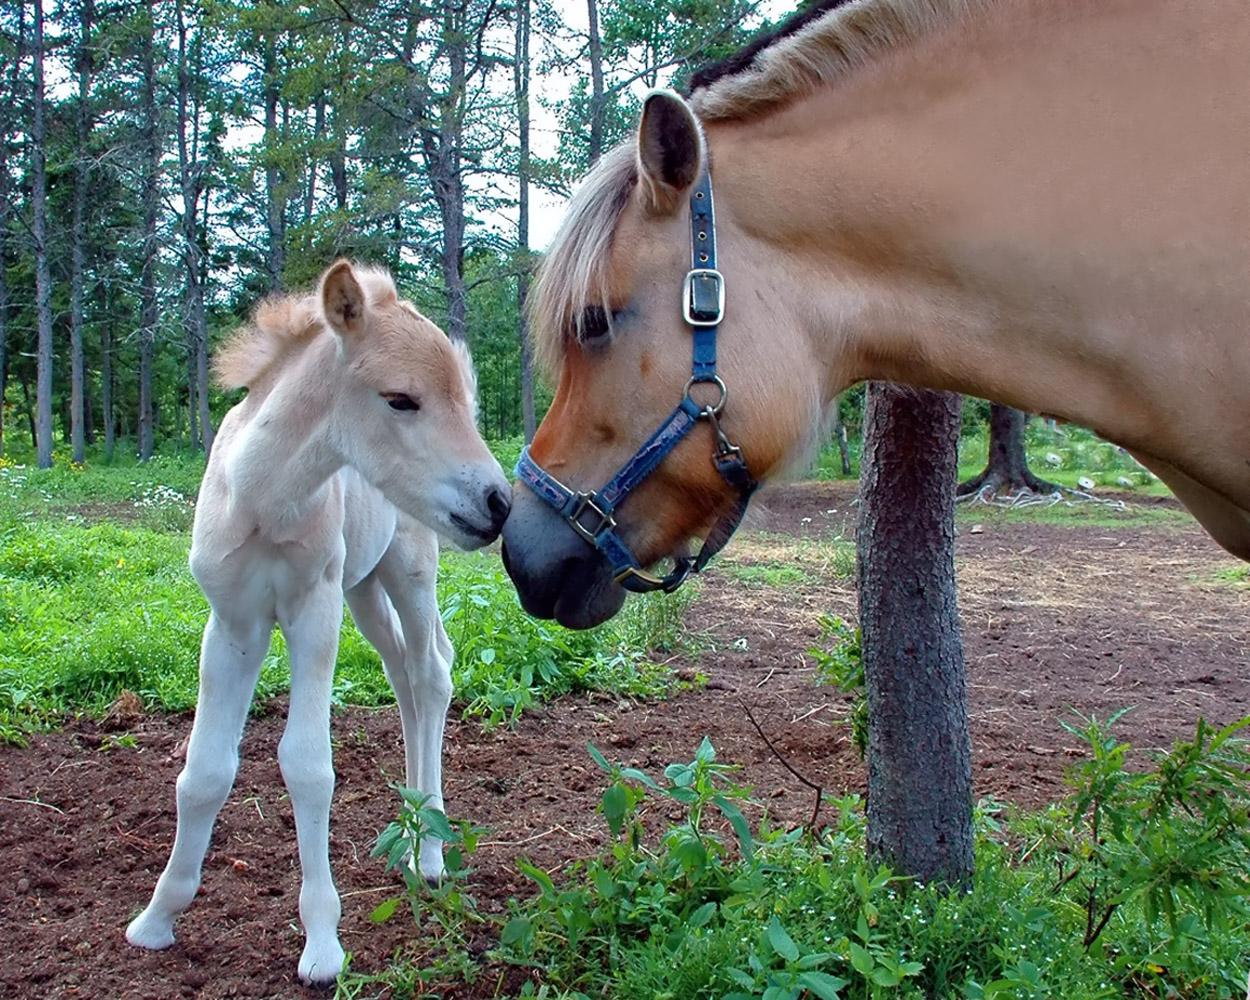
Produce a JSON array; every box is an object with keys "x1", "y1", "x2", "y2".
[{"x1": 554, "y1": 576, "x2": 626, "y2": 629}]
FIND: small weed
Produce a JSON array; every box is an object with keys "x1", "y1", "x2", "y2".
[{"x1": 808, "y1": 616, "x2": 867, "y2": 758}]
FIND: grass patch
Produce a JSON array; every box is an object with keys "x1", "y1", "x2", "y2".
[
  {"x1": 1210, "y1": 564, "x2": 1249, "y2": 586},
  {"x1": 954, "y1": 501, "x2": 1190, "y2": 531},
  {"x1": 0, "y1": 450, "x2": 692, "y2": 743},
  {"x1": 723, "y1": 533, "x2": 857, "y2": 583}
]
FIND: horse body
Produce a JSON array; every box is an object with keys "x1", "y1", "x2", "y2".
[
  {"x1": 503, "y1": 0, "x2": 1250, "y2": 626},
  {"x1": 126, "y1": 261, "x2": 511, "y2": 985}
]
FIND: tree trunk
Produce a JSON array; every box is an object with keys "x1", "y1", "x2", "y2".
[
  {"x1": 515, "y1": 0, "x2": 536, "y2": 441},
  {"x1": 176, "y1": 0, "x2": 212, "y2": 452},
  {"x1": 32, "y1": 0, "x2": 54, "y2": 468},
  {"x1": 857, "y1": 383, "x2": 973, "y2": 885},
  {"x1": 831, "y1": 394, "x2": 851, "y2": 476},
  {"x1": 263, "y1": 33, "x2": 285, "y2": 289},
  {"x1": 0, "y1": 7, "x2": 20, "y2": 458},
  {"x1": 957, "y1": 402, "x2": 1059, "y2": 497},
  {"x1": 305, "y1": 90, "x2": 324, "y2": 224},
  {"x1": 196, "y1": 190, "x2": 213, "y2": 454},
  {"x1": 102, "y1": 316, "x2": 114, "y2": 460},
  {"x1": 138, "y1": 8, "x2": 160, "y2": 461},
  {"x1": 586, "y1": 0, "x2": 605, "y2": 166},
  {"x1": 68, "y1": 0, "x2": 95, "y2": 464},
  {"x1": 418, "y1": 0, "x2": 469, "y2": 344}
]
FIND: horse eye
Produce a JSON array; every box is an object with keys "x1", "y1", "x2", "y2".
[
  {"x1": 382, "y1": 392, "x2": 420, "y2": 412},
  {"x1": 578, "y1": 306, "x2": 611, "y2": 343}
]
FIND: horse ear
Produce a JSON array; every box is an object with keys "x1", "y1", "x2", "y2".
[
  {"x1": 637, "y1": 90, "x2": 703, "y2": 216},
  {"x1": 321, "y1": 259, "x2": 366, "y2": 338}
]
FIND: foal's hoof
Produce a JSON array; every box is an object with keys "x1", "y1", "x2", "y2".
[
  {"x1": 417, "y1": 844, "x2": 445, "y2": 888},
  {"x1": 298, "y1": 939, "x2": 346, "y2": 988},
  {"x1": 125, "y1": 911, "x2": 176, "y2": 951}
]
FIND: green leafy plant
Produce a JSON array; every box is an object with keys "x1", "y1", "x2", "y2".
[
  {"x1": 1043, "y1": 711, "x2": 1250, "y2": 988},
  {"x1": 808, "y1": 615, "x2": 868, "y2": 758}
]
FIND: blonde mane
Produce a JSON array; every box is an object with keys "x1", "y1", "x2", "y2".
[
  {"x1": 214, "y1": 266, "x2": 402, "y2": 392},
  {"x1": 690, "y1": 0, "x2": 990, "y2": 122},
  {"x1": 529, "y1": 0, "x2": 992, "y2": 374}
]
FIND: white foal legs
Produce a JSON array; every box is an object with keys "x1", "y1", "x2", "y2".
[
  {"x1": 375, "y1": 527, "x2": 453, "y2": 884},
  {"x1": 277, "y1": 583, "x2": 347, "y2": 987},
  {"x1": 126, "y1": 612, "x2": 269, "y2": 950}
]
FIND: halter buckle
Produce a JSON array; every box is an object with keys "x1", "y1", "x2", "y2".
[
  {"x1": 682, "y1": 268, "x2": 725, "y2": 327},
  {"x1": 568, "y1": 491, "x2": 616, "y2": 544}
]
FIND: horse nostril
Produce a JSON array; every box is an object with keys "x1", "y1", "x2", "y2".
[{"x1": 486, "y1": 487, "x2": 511, "y2": 528}]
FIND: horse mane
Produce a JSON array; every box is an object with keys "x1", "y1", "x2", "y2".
[
  {"x1": 214, "y1": 266, "x2": 401, "y2": 392},
  {"x1": 690, "y1": 0, "x2": 990, "y2": 122},
  {"x1": 529, "y1": 0, "x2": 990, "y2": 372}
]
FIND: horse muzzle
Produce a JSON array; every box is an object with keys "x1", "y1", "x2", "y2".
[{"x1": 501, "y1": 489, "x2": 627, "y2": 628}]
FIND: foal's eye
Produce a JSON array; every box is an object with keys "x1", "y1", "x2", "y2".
[
  {"x1": 381, "y1": 392, "x2": 420, "y2": 412},
  {"x1": 577, "y1": 306, "x2": 612, "y2": 344}
]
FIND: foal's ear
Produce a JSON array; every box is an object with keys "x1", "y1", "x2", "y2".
[
  {"x1": 321, "y1": 260, "x2": 367, "y2": 338},
  {"x1": 637, "y1": 90, "x2": 703, "y2": 216}
]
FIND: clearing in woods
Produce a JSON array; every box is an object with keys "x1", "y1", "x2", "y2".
[{"x1": 0, "y1": 482, "x2": 1246, "y2": 998}]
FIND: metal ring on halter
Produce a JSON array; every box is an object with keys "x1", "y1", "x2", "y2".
[{"x1": 683, "y1": 375, "x2": 727, "y2": 416}]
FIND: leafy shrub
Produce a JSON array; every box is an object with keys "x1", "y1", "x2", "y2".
[{"x1": 479, "y1": 719, "x2": 1250, "y2": 999}]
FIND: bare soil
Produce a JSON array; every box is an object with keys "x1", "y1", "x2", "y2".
[{"x1": 1, "y1": 483, "x2": 1246, "y2": 999}]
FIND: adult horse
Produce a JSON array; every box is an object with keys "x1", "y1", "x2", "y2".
[{"x1": 503, "y1": 0, "x2": 1250, "y2": 628}]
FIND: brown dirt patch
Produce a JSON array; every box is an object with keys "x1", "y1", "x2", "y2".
[{"x1": 1, "y1": 482, "x2": 1246, "y2": 998}]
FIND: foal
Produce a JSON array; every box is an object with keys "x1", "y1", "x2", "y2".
[{"x1": 125, "y1": 260, "x2": 510, "y2": 985}]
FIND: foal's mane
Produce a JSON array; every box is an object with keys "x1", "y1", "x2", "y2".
[
  {"x1": 214, "y1": 266, "x2": 400, "y2": 392},
  {"x1": 529, "y1": 0, "x2": 988, "y2": 373}
]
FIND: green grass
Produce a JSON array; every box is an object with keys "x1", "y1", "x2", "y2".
[
  {"x1": 0, "y1": 449, "x2": 690, "y2": 743},
  {"x1": 808, "y1": 421, "x2": 1171, "y2": 497},
  {"x1": 953, "y1": 501, "x2": 1191, "y2": 530}
]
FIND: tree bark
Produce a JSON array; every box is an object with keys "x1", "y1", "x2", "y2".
[
  {"x1": 305, "y1": 90, "x2": 324, "y2": 224},
  {"x1": 515, "y1": 0, "x2": 536, "y2": 440},
  {"x1": 138, "y1": 8, "x2": 160, "y2": 461},
  {"x1": 413, "y1": 0, "x2": 470, "y2": 344},
  {"x1": 68, "y1": 0, "x2": 95, "y2": 464},
  {"x1": 857, "y1": 383, "x2": 973, "y2": 885},
  {"x1": 0, "y1": 8, "x2": 20, "y2": 458},
  {"x1": 831, "y1": 394, "x2": 851, "y2": 476},
  {"x1": 102, "y1": 313, "x2": 114, "y2": 460},
  {"x1": 957, "y1": 402, "x2": 1059, "y2": 497},
  {"x1": 263, "y1": 32, "x2": 285, "y2": 289},
  {"x1": 0, "y1": 13, "x2": 16, "y2": 459},
  {"x1": 586, "y1": 0, "x2": 605, "y2": 166},
  {"x1": 32, "y1": 0, "x2": 54, "y2": 468},
  {"x1": 176, "y1": 0, "x2": 212, "y2": 452}
]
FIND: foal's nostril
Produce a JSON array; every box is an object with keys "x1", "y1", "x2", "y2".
[{"x1": 486, "y1": 487, "x2": 511, "y2": 529}]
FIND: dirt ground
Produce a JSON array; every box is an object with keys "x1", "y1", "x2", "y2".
[{"x1": 1, "y1": 483, "x2": 1246, "y2": 999}]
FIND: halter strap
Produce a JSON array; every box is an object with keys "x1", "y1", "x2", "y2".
[{"x1": 515, "y1": 169, "x2": 757, "y2": 594}]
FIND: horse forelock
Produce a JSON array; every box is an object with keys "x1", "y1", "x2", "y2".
[{"x1": 530, "y1": 145, "x2": 639, "y2": 377}]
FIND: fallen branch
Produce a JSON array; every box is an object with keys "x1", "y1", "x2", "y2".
[{"x1": 741, "y1": 702, "x2": 824, "y2": 833}]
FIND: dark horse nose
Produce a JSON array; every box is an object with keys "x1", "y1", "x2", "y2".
[{"x1": 486, "y1": 486, "x2": 511, "y2": 532}]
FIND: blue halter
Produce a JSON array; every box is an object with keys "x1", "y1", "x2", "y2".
[{"x1": 515, "y1": 170, "x2": 757, "y2": 594}]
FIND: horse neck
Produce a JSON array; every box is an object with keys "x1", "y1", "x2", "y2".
[
  {"x1": 708, "y1": 0, "x2": 1247, "y2": 460},
  {"x1": 224, "y1": 334, "x2": 347, "y2": 526}
]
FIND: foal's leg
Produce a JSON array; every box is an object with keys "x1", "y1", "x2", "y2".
[
  {"x1": 126, "y1": 611, "x2": 270, "y2": 950},
  {"x1": 375, "y1": 522, "x2": 452, "y2": 883},
  {"x1": 277, "y1": 581, "x2": 347, "y2": 986}
]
